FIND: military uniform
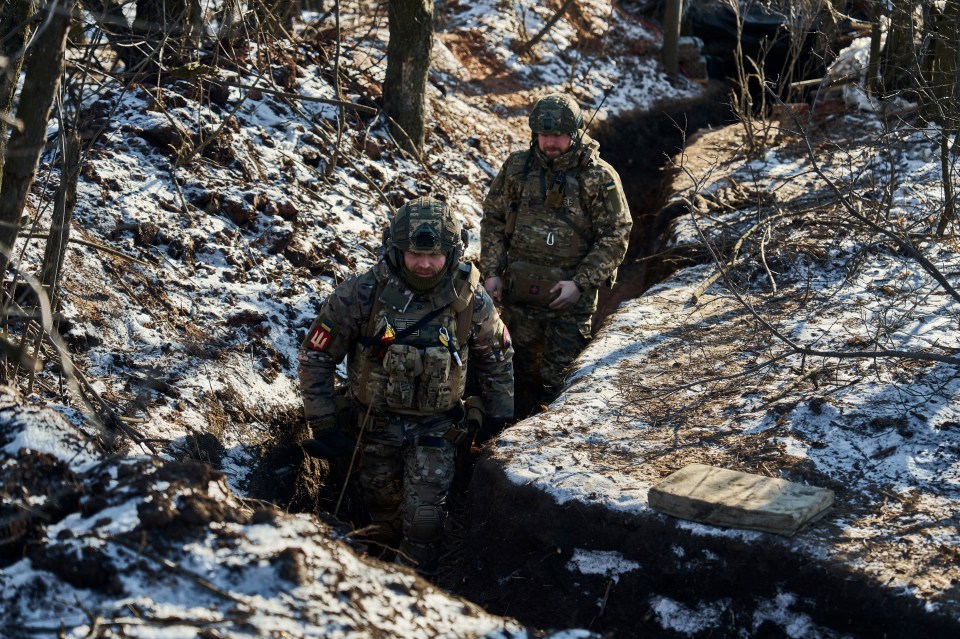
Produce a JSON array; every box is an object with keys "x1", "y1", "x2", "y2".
[
  {"x1": 299, "y1": 198, "x2": 513, "y2": 574},
  {"x1": 480, "y1": 93, "x2": 631, "y2": 413}
]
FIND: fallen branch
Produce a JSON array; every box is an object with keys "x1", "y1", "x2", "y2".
[
  {"x1": 691, "y1": 212, "x2": 791, "y2": 302},
  {"x1": 517, "y1": 0, "x2": 575, "y2": 55},
  {"x1": 217, "y1": 79, "x2": 378, "y2": 113}
]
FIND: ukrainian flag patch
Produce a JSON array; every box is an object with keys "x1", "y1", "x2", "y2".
[{"x1": 605, "y1": 180, "x2": 616, "y2": 191}]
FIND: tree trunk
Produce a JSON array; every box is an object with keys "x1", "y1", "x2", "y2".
[
  {"x1": 661, "y1": 0, "x2": 683, "y2": 74},
  {"x1": 383, "y1": 0, "x2": 433, "y2": 153},
  {"x1": 0, "y1": 0, "x2": 38, "y2": 184},
  {"x1": 926, "y1": 0, "x2": 960, "y2": 126},
  {"x1": 40, "y1": 131, "x2": 81, "y2": 312},
  {"x1": 881, "y1": 1, "x2": 921, "y2": 96},
  {"x1": 132, "y1": 0, "x2": 202, "y2": 73},
  {"x1": 932, "y1": 1, "x2": 960, "y2": 236},
  {"x1": 21, "y1": 131, "x2": 81, "y2": 391},
  {"x1": 0, "y1": 0, "x2": 75, "y2": 278},
  {"x1": 867, "y1": 0, "x2": 883, "y2": 96}
]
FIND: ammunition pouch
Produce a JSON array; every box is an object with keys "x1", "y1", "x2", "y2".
[
  {"x1": 383, "y1": 344, "x2": 423, "y2": 411},
  {"x1": 504, "y1": 261, "x2": 571, "y2": 307}
]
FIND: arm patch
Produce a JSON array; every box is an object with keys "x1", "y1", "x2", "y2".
[{"x1": 306, "y1": 319, "x2": 338, "y2": 351}]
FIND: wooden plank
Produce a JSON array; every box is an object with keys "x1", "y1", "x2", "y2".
[{"x1": 648, "y1": 464, "x2": 834, "y2": 536}]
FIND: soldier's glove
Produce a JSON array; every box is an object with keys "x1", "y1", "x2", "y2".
[
  {"x1": 476, "y1": 417, "x2": 507, "y2": 446},
  {"x1": 302, "y1": 417, "x2": 355, "y2": 459}
]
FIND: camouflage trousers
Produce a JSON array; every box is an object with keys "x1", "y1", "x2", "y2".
[
  {"x1": 500, "y1": 305, "x2": 591, "y2": 414},
  {"x1": 357, "y1": 414, "x2": 457, "y2": 573}
]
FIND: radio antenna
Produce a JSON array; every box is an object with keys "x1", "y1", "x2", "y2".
[{"x1": 583, "y1": 85, "x2": 613, "y2": 131}]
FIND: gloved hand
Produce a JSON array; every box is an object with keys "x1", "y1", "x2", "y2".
[
  {"x1": 302, "y1": 417, "x2": 355, "y2": 459},
  {"x1": 475, "y1": 417, "x2": 507, "y2": 446}
]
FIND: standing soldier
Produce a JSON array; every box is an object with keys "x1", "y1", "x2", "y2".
[
  {"x1": 480, "y1": 92, "x2": 632, "y2": 417},
  {"x1": 298, "y1": 197, "x2": 514, "y2": 576}
]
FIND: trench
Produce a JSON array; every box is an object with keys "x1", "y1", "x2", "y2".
[
  {"x1": 242, "y1": 81, "x2": 744, "y2": 634},
  {"x1": 444, "y1": 85, "x2": 749, "y2": 635},
  {"x1": 592, "y1": 81, "x2": 734, "y2": 332}
]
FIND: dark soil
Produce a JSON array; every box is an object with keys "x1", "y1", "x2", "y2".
[{"x1": 455, "y1": 453, "x2": 960, "y2": 639}]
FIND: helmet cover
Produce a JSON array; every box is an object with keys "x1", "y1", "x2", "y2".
[
  {"x1": 528, "y1": 93, "x2": 584, "y2": 135},
  {"x1": 389, "y1": 197, "x2": 464, "y2": 256}
]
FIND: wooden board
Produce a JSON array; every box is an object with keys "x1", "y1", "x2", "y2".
[{"x1": 648, "y1": 463, "x2": 834, "y2": 536}]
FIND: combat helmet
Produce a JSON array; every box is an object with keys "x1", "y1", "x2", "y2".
[
  {"x1": 385, "y1": 196, "x2": 467, "y2": 271},
  {"x1": 528, "y1": 93, "x2": 584, "y2": 137}
]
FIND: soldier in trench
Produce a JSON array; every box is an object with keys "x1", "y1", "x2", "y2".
[
  {"x1": 297, "y1": 197, "x2": 514, "y2": 575},
  {"x1": 480, "y1": 92, "x2": 632, "y2": 418}
]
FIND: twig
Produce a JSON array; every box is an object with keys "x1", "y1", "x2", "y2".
[
  {"x1": 108, "y1": 536, "x2": 241, "y2": 602},
  {"x1": 38, "y1": 336, "x2": 158, "y2": 454},
  {"x1": 691, "y1": 212, "x2": 790, "y2": 302},
  {"x1": 21, "y1": 232, "x2": 151, "y2": 267},
  {"x1": 759, "y1": 221, "x2": 777, "y2": 294},
  {"x1": 325, "y1": 0, "x2": 345, "y2": 179},
  {"x1": 281, "y1": 97, "x2": 394, "y2": 214}
]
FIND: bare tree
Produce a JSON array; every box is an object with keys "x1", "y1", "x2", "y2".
[
  {"x1": 0, "y1": 0, "x2": 38, "y2": 181},
  {"x1": 0, "y1": 0, "x2": 75, "y2": 279},
  {"x1": 383, "y1": 0, "x2": 432, "y2": 153}
]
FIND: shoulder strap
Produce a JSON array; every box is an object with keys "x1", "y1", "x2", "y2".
[
  {"x1": 363, "y1": 282, "x2": 384, "y2": 339},
  {"x1": 455, "y1": 294, "x2": 474, "y2": 346},
  {"x1": 505, "y1": 151, "x2": 535, "y2": 240},
  {"x1": 451, "y1": 263, "x2": 479, "y2": 345}
]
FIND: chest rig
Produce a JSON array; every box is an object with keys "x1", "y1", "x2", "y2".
[
  {"x1": 348, "y1": 263, "x2": 478, "y2": 415},
  {"x1": 505, "y1": 151, "x2": 595, "y2": 271},
  {"x1": 500, "y1": 150, "x2": 596, "y2": 305}
]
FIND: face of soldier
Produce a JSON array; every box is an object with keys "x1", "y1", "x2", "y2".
[
  {"x1": 403, "y1": 251, "x2": 447, "y2": 278},
  {"x1": 537, "y1": 132, "x2": 572, "y2": 158}
]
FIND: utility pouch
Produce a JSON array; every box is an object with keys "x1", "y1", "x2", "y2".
[
  {"x1": 505, "y1": 261, "x2": 570, "y2": 307},
  {"x1": 443, "y1": 399, "x2": 473, "y2": 445},
  {"x1": 383, "y1": 344, "x2": 422, "y2": 410},
  {"x1": 545, "y1": 174, "x2": 565, "y2": 209}
]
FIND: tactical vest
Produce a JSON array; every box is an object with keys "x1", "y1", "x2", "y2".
[
  {"x1": 347, "y1": 263, "x2": 478, "y2": 416},
  {"x1": 502, "y1": 151, "x2": 596, "y2": 305}
]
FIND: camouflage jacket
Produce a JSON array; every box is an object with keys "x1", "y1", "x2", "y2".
[
  {"x1": 298, "y1": 258, "x2": 514, "y2": 425},
  {"x1": 480, "y1": 133, "x2": 632, "y2": 311}
]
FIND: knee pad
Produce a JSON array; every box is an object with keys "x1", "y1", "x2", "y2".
[{"x1": 406, "y1": 504, "x2": 443, "y2": 544}]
